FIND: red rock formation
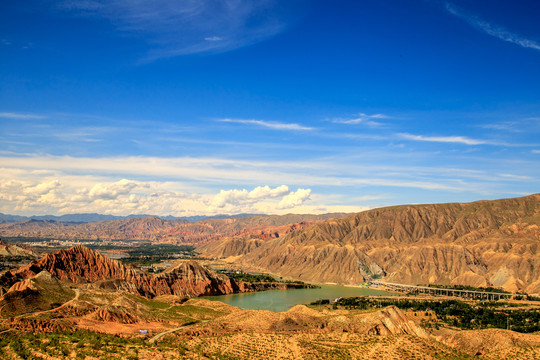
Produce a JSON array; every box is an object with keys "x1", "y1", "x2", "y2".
[{"x1": 0, "y1": 246, "x2": 240, "y2": 298}]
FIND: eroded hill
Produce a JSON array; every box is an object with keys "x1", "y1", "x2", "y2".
[{"x1": 201, "y1": 194, "x2": 540, "y2": 293}]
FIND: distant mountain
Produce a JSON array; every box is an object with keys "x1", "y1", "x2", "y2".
[
  {"x1": 0, "y1": 213, "x2": 29, "y2": 224},
  {"x1": 0, "y1": 213, "x2": 348, "y2": 245},
  {"x1": 179, "y1": 213, "x2": 265, "y2": 222},
  {"x1": 0, "y1": 213, "x2": 126, "y2": 224},
  {"x1": 201, "y1": 194, "x2": 540, "y2": 294},
  {"x1": 0, "y1": 212, "x2": 267, "y2": 224}
]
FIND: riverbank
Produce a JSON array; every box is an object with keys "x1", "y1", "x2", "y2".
[{"x1": 204, "y1": 284, "x2": 395, "y2": 312}]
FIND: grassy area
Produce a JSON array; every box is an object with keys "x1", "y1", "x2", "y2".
[
  {"x1": 0, "y1": 330, "x2": 185, "y2": 360},
  {"x1": 124, "y1": 294, "x2": 170, "y2": 310},
  {"x1": 121, "y1": 294, "x2": 228, "y2": 323}
]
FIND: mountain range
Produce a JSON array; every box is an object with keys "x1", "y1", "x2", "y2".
[
  {"x1": 0, "y1": 212, "x2": 266, "y2": 224},
  {"x1": 0, "y1": 213, "x2": 346, "y2": 244},
  {"x1": 201, "y1": 194, "x2": 540, "y2": 294},
  {"x1": 2, "y1": 194, "x2": 539, "y2": 294}
]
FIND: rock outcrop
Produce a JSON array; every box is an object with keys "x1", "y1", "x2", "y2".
[
  {"x1": 366, "y1": 306, "x2": 428, "y2": 337},
  {"x1": 0, "y1": 246, "x2": 238, "y2": 298}
]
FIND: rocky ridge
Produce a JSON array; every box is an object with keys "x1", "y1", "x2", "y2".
[{"x1": 0, "y1": 246, "x2": 238, "y2": 298}]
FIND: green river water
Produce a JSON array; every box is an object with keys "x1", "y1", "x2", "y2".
[{"x1": 204, "y1": 285, "x2": 394, "y2": 312}]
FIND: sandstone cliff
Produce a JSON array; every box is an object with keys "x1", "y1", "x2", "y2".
[{"x1": 202, "y1": 194, "x2": 540, "y2": 293}]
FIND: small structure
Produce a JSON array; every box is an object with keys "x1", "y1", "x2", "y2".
[{"x1": 139, "y1": 330, "x2": 148, "y2": 335}]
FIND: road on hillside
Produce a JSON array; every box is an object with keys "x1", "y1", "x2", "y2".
[
  {"x1": 15, "y1": 288, "x2": 80, "y2": 319},
  {"x1": 148, "y1": 320, "x2": 208, "y2": 343}
]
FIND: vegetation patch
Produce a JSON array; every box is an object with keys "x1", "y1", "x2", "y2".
[
  {"x1": 325, "y1": 297, "x2": 540, "y2": 333},
  {"x1": 120, "y1": 244, "x2": 197, "y2": 266},
  {"x1": 219, "y1": 271, "x2": 306, "y2": 285}
]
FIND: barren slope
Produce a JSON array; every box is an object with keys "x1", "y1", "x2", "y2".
[{"x1": 204, "y1": 194, "x2": 540, "y2": 293}]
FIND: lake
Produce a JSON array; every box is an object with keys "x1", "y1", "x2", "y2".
[{"x1": 204, "y1": 285, "x2": 394, "y2": 312}]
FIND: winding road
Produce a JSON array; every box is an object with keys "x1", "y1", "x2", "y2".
[{"x1": 15, "y1": 288, "x2": 80, "y2": 319}]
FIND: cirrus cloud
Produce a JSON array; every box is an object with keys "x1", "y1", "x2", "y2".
[
  {"x1": 57, "y1": 0, "x2": 288, "y2": 59},
  {"x1": 219, "y1": 118, "x2": 314, "y2": 131},
  {"x1": 445, "y1": 2, "x2": 540, "y2": 51}
]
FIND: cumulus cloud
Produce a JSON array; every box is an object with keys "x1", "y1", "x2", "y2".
[
  {"x1": 278, "y1": 188, "x2": 311, "y2": 209},
  {"x1": 0, "y1": 176, "x2": 314, "y2": 216},
  {"x1": 211, "y1": 185, "x2": 290, "y2": 208},
  {"x1": 24, "y1": 180, "x2": 61, "y2": 196},
  {"x1": 88, "y1": 179, "x2": 139, "y2": 200}
]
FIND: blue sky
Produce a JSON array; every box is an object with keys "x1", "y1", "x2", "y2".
[{"x1": 0, "y1": 0, "x2": 539, "y2": 216}]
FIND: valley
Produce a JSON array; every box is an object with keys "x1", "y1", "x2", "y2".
[{"x1": 0, "y1": 194, "x2": 539, "y2": 359}]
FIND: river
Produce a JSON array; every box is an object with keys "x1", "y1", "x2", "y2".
[{"x1": 204, "y1": 285, "x2": 394, "y2": 312}]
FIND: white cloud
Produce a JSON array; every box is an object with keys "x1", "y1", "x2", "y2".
[
  {"x1": 532, "y1": 150, "x2": 540, "y2": 154},
  {"x1": 399, "y1": 133, "x2": 488, "y2": 145},
  {"x1": 248, "y1": 185, "x2": 290, "y2": 199},
  {"x1": 211, "y1": 185, "x2": 290, "y2": 208},
  {"x1": 0, "y1": 176, "x2": 315, "y2": 216},
  {"x1": 88, "y1": 179, "x2": 139, "y2": 200},
  {"x1": 332, "y1": 113, "x2": 388, "y2": 127},
  {"x1": 24, "y1": 180, "x2": 62, "y2": 197},
  {"x1": 278, "y1": 188, "x2": 311, "y2": 209},
  {"x1": 0, "y1": 153, "x2": 506, "y2": 193},
  {"x1": 219, "y1": 118, "x2": 314, "y2": 131},
  {"x1": 445, "y1": 2, "x2": 540, "y2": 51},
  {"x1": 0, "y1": 112, "x2": 47, "y2": 119},
  {"x1": 0, "y1": 150, "x2": 537, "y2": 216},
  {"x1": 58, "y1": 0, "x2": 287, "y2": 59},
  {"x1": 496, "y1": 173, "x2": 532, "y2": 181}
]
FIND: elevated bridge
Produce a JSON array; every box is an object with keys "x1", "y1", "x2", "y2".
[{"x1": 371, "y1": 281, "x2": 514, "y2": 300}]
